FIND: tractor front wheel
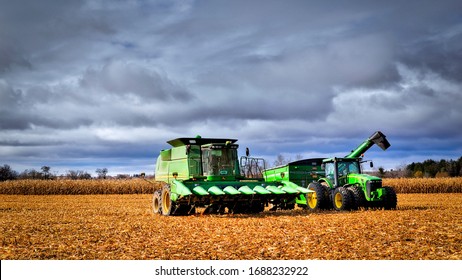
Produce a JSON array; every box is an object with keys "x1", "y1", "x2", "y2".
[
  {"x1": 349, "y1": 186, "x2": 366, "y2": 210},
  {"x1": 333, "y1": 187, "x2": 354, "y2": 211},
  {"x1": 382, "y1": 186, "x2": 397, "y2": 210}
]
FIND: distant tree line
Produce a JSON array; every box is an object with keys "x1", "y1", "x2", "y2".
[
  {"x1": 2, "y1": 156, "x2": 461, "y2": 181},
  {"x1": 405, "y1": 157, "x2": 462, "y2": 178},
  {"x1": 0, "y1": 165, "x2": 138, "y2": 181}
]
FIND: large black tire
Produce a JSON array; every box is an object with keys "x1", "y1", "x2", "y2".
[
  {"x1": 152, "y1": 190, "x2": 162, "y2": 214},
  {"x1": 160, "y1": 185, "x2": 194, "y2": 216},
  {"x1": 306, "y1": 182, "x2": 329, "y2": 210},
  {"x1": 349, "y1": 186, "x2": 366, "y2": 210},
  {"x1": 161, "y1": 185, "x2": 174, "y2": 216},
  {"x1": 382, "y1": 186, "x2": 397, "y2": 210},
  {"x1": 333, "y1": 187, "x2": 354, "y2": 211}
]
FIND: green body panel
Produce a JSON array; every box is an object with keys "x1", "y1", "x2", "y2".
[
  {"x1": 344, "y1": 174, "x2": 384, "y2": 201},
  {"x1": 263, "y1": 158, "x2": 324, "y2": 188}
]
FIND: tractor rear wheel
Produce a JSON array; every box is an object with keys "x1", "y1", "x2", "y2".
[
  {"x1": 306, "y1": 182, "x2": 328, "y2": 210},
  {"x1": 333, "y1": 187, "x2": 354, "y2": 211},
  {"x1": 152, "y1": 190, "x2": 162, "y2": 214},
  {"x1": 349, "y1": 186, "x2": 366, "y2": 210},
  {"x1": 161, "y1": 185, "x2": 173, "y2": 216}
]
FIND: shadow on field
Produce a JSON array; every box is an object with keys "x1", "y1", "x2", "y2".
[
  {"x1": 397, "y1": 205, "x2": 439, "y2": 211},
  {"x1": 185, "y1": 205, "x2": 443, "y2": 218},
  {"x1": 188, "y1": 208, "x2": 397, "y2": 219}
]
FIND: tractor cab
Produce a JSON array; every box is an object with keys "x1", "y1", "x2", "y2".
[{"x1": 323, "y1": 157, "x2": 362, "y2": 187}]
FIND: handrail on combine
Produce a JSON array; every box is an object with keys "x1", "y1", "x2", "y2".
[{"x1": 240, "y1": 156, "x2": 266, "y2": 178}]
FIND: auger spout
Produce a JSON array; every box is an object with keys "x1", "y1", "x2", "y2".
[{"x1": 345, "y1": 131, "x2": 390, "y2": 158}]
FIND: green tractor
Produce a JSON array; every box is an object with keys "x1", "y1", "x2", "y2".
[
  {"x1": 152, "y1": 136, "x2": 312, "y2": 216},
  {"x1": 262, "y1": 131, "x2": 397, "y2": 211},
  {"x1": 305, "y1": 131, "x2": 397, "y2": 211}
]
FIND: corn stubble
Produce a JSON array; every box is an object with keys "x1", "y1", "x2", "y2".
[{"x1": 1, "y1": 193, "x2": 461, "y2": 260}]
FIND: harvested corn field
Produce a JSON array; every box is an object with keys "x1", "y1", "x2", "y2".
[{"x1": 1, "y1": 193, "x2": 461, "y2": 260}]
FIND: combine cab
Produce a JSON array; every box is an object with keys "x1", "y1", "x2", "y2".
[{"x1": 152, "y1": 136, "x2": 311, "y2": 215}]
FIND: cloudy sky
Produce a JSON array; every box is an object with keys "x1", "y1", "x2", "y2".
[{"x1": 1, "y1": 0, "x2": 462, "y2": 176}]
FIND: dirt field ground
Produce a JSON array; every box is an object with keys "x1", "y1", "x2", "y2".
[{"x1": 1, "y1": 193, "x2": 461, "y2": 260}]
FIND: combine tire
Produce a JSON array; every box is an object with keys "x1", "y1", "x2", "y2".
[
  {"x1": 306, "y1": 182, "x2": 329, "y2": 210},
  {"x1": 161, "y1": 185, "x2": 174, "y2": 216},
  {"x1": 333, "y1": 187, "x2": 354, "y2": 211},
  {"x1": 152, "y1": 190, "x2": 162, "y2": 214},
  {"x1": 382, "y1": 186, "x2": 397, "y2": 210}
]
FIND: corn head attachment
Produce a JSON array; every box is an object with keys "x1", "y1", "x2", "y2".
[{"x1": 152, "y1": 136, "x2": 311, "y2": 215}]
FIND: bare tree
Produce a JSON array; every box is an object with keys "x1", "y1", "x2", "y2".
[
  {"x1": 273, "y1": 154, "x2": 291, "y2": 167},
  {"x1": 96, "y1": 168, "x2": 108, "y2": 179},
  {"x1": 0, "y1": 164, "x2": 18, "y2": 181},
  {"x1": 41, "y1": 166, "x2": 51, "y2": 179}
]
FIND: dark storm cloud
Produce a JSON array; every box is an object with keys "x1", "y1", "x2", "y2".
[
  {"x1": 1, "y1": 0, "x2": 462, "y2": 173},
  {"x1": 80, "y1": 61, "x2": 193, "y2": 101}
]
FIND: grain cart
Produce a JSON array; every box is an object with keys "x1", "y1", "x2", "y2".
[
  {"x1": 262, "y1": 158, "x2": 325, "y2": 208},
  {"x1": 262, "y1": 131, "x2": 397, "y2": 211},
  {"x1": 305, "y1": 131, "x2": 397, "y2": 211},
  {"x1": 152, "y1": 136, "x2": 311, "y2": 216}
]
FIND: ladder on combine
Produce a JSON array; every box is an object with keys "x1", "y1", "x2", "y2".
[{"x1": 240, "y1": 156, "x2": 266, "y2": 178}]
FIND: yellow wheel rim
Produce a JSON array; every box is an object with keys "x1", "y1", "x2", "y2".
[
  {"x1": 334, "y1": 192, "x2": 343, "y2": 209},
  {"x1": 162, "y1": 190, "x2": 171, "y2": 211},
  {"x1": 307, "y1": 192, "x2": 317, "y2": 209}
]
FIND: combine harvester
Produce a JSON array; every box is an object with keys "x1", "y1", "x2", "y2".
[
  {"x1": 263, "y1": 131, "x2": 397, "y2": 211},
  {"x1": 152, "y1": 137, "x2": 311, "y2": 215}
]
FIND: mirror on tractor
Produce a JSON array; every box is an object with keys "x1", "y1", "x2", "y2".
[{"x1": 370, "y1": 161, "x2": 374, "y2": 168}]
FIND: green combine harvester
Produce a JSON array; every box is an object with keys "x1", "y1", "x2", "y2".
[
  {"x1": 152, "y1": 136, "x2": 312, "y2": 215},
  {"x1": 263, "y1": 131, "x2": 397, "y2": 211}
]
